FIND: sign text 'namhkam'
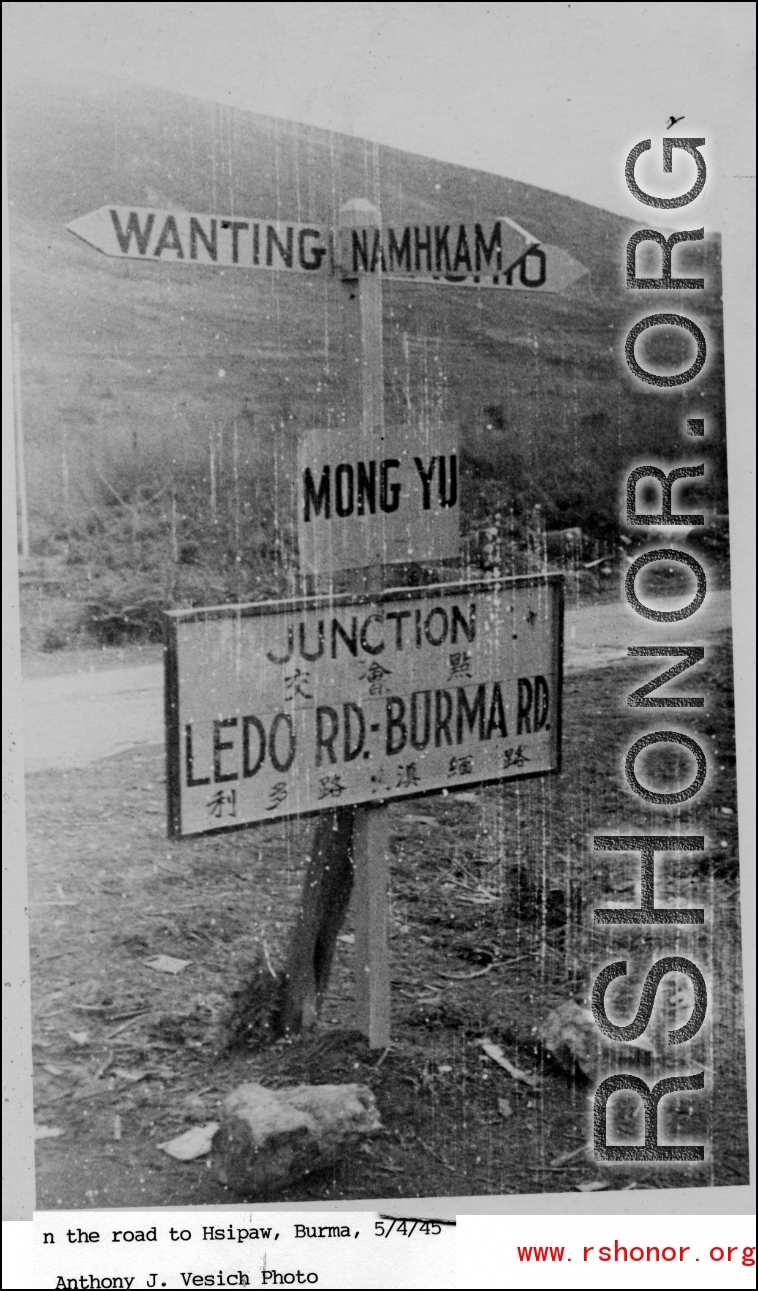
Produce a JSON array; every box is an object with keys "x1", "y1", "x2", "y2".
[{"x1": 67, "y1": 206, "x2": 587, "y2": 291}]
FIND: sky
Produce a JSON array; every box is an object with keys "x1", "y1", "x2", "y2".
[{"x1": 4, "y1": 1, "x2": 755, "y2": 219}]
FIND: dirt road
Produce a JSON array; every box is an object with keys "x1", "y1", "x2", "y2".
[{"x1": 21, "y1": 590, "x2": 733, "y2": 772}]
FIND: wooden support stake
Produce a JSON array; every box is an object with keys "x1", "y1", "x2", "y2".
[
  {"x1": 340, "y1": 199, "x2": 391, "y2": 1047},
  {"x1": 278, "y1": 198, "x2": 391, "y2": 1049},
  {"x1": 352, "y1": 801, "x2": 391, "y2": 1048},
  {"x1": 356, "y1": 260, "x2": 384, "y2": 439}
]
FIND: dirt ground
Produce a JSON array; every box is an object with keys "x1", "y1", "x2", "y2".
[{"x1": 27, "y1": 641, "x2": 748, "y2": 1208}]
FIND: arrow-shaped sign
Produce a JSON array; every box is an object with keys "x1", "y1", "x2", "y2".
[
  {"x1": 67, "y1": 206, "x2": 332, "y2": 274},
  {"x1": 67, "y1": 205, "x2": 588, "y2": 292},
  {"x1": 343, "y1": 236, "x2": 588, "y2": 293}
]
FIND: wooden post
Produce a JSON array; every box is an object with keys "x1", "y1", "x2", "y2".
[
  {"x1": 353, "y1": 800, "x2": 391, "y2": 1047},
  {"x1": 343, "y1": 205, "x2": 384, "y2": 441},
  {"x1": 273, "y1": 199, "x2": 390, "y2": 1048},
  {"x1": 338, "y1": 198, "x2": 391, "y2": 1048},
  {"x1": 272, "y1": 198, "x2": 463, "y2": 1049}
]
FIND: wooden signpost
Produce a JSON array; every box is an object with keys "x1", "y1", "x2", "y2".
[
  {"x1": 70, "y1": 187, "x2": 579, "y2": 1049},
  {"x1": 66, "y1": 204, "x2": 588, "y2": 293},
  {"x1": 336, "y1": 198, "x2": 391, "y2": 1046}
]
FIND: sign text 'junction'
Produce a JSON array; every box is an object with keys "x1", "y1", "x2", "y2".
[{"x1": 166, "y1": 577, "x2": 562, "y2": 836}]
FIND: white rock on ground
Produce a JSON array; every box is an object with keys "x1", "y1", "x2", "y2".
[
  {"x1": 541, "y1": 1001, "x2": 656, "y2": 1082},
  {"x1": 211, "y1": 1082, "x2": 382, "y2": 1194}
]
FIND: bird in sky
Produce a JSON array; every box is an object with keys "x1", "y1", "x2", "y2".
[{"x1": 666, "y1": 115, "x2": 685, "y2": 129}]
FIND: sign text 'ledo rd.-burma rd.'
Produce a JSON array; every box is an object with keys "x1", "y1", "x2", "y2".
[
  {"x1": 66, "y1": 206, "x2": 588, "y2": 291},
  {"x1": 166, "y1": 576, "x2": 563, "y2": 837}
]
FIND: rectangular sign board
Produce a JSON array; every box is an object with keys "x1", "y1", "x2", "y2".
[
  {"x1": 165, "y1": 575, "x2": 563, "y2": 837},
  {"x1": 297, "y1": 424, "x2": 460, "y2": 574}
]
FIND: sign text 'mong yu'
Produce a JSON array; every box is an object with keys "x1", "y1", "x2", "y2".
[{"x1": 297, "y1": 425, "x2": 460, "y2": 574}]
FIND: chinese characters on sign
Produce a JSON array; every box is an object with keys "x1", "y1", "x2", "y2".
[{"x1": 166, "y1": 576, "x2": 562, "y2": 837}]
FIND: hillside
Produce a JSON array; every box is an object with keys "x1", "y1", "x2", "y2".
[{"x1": 5, "y1": 71, "x2": 728, "y2": 643}]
